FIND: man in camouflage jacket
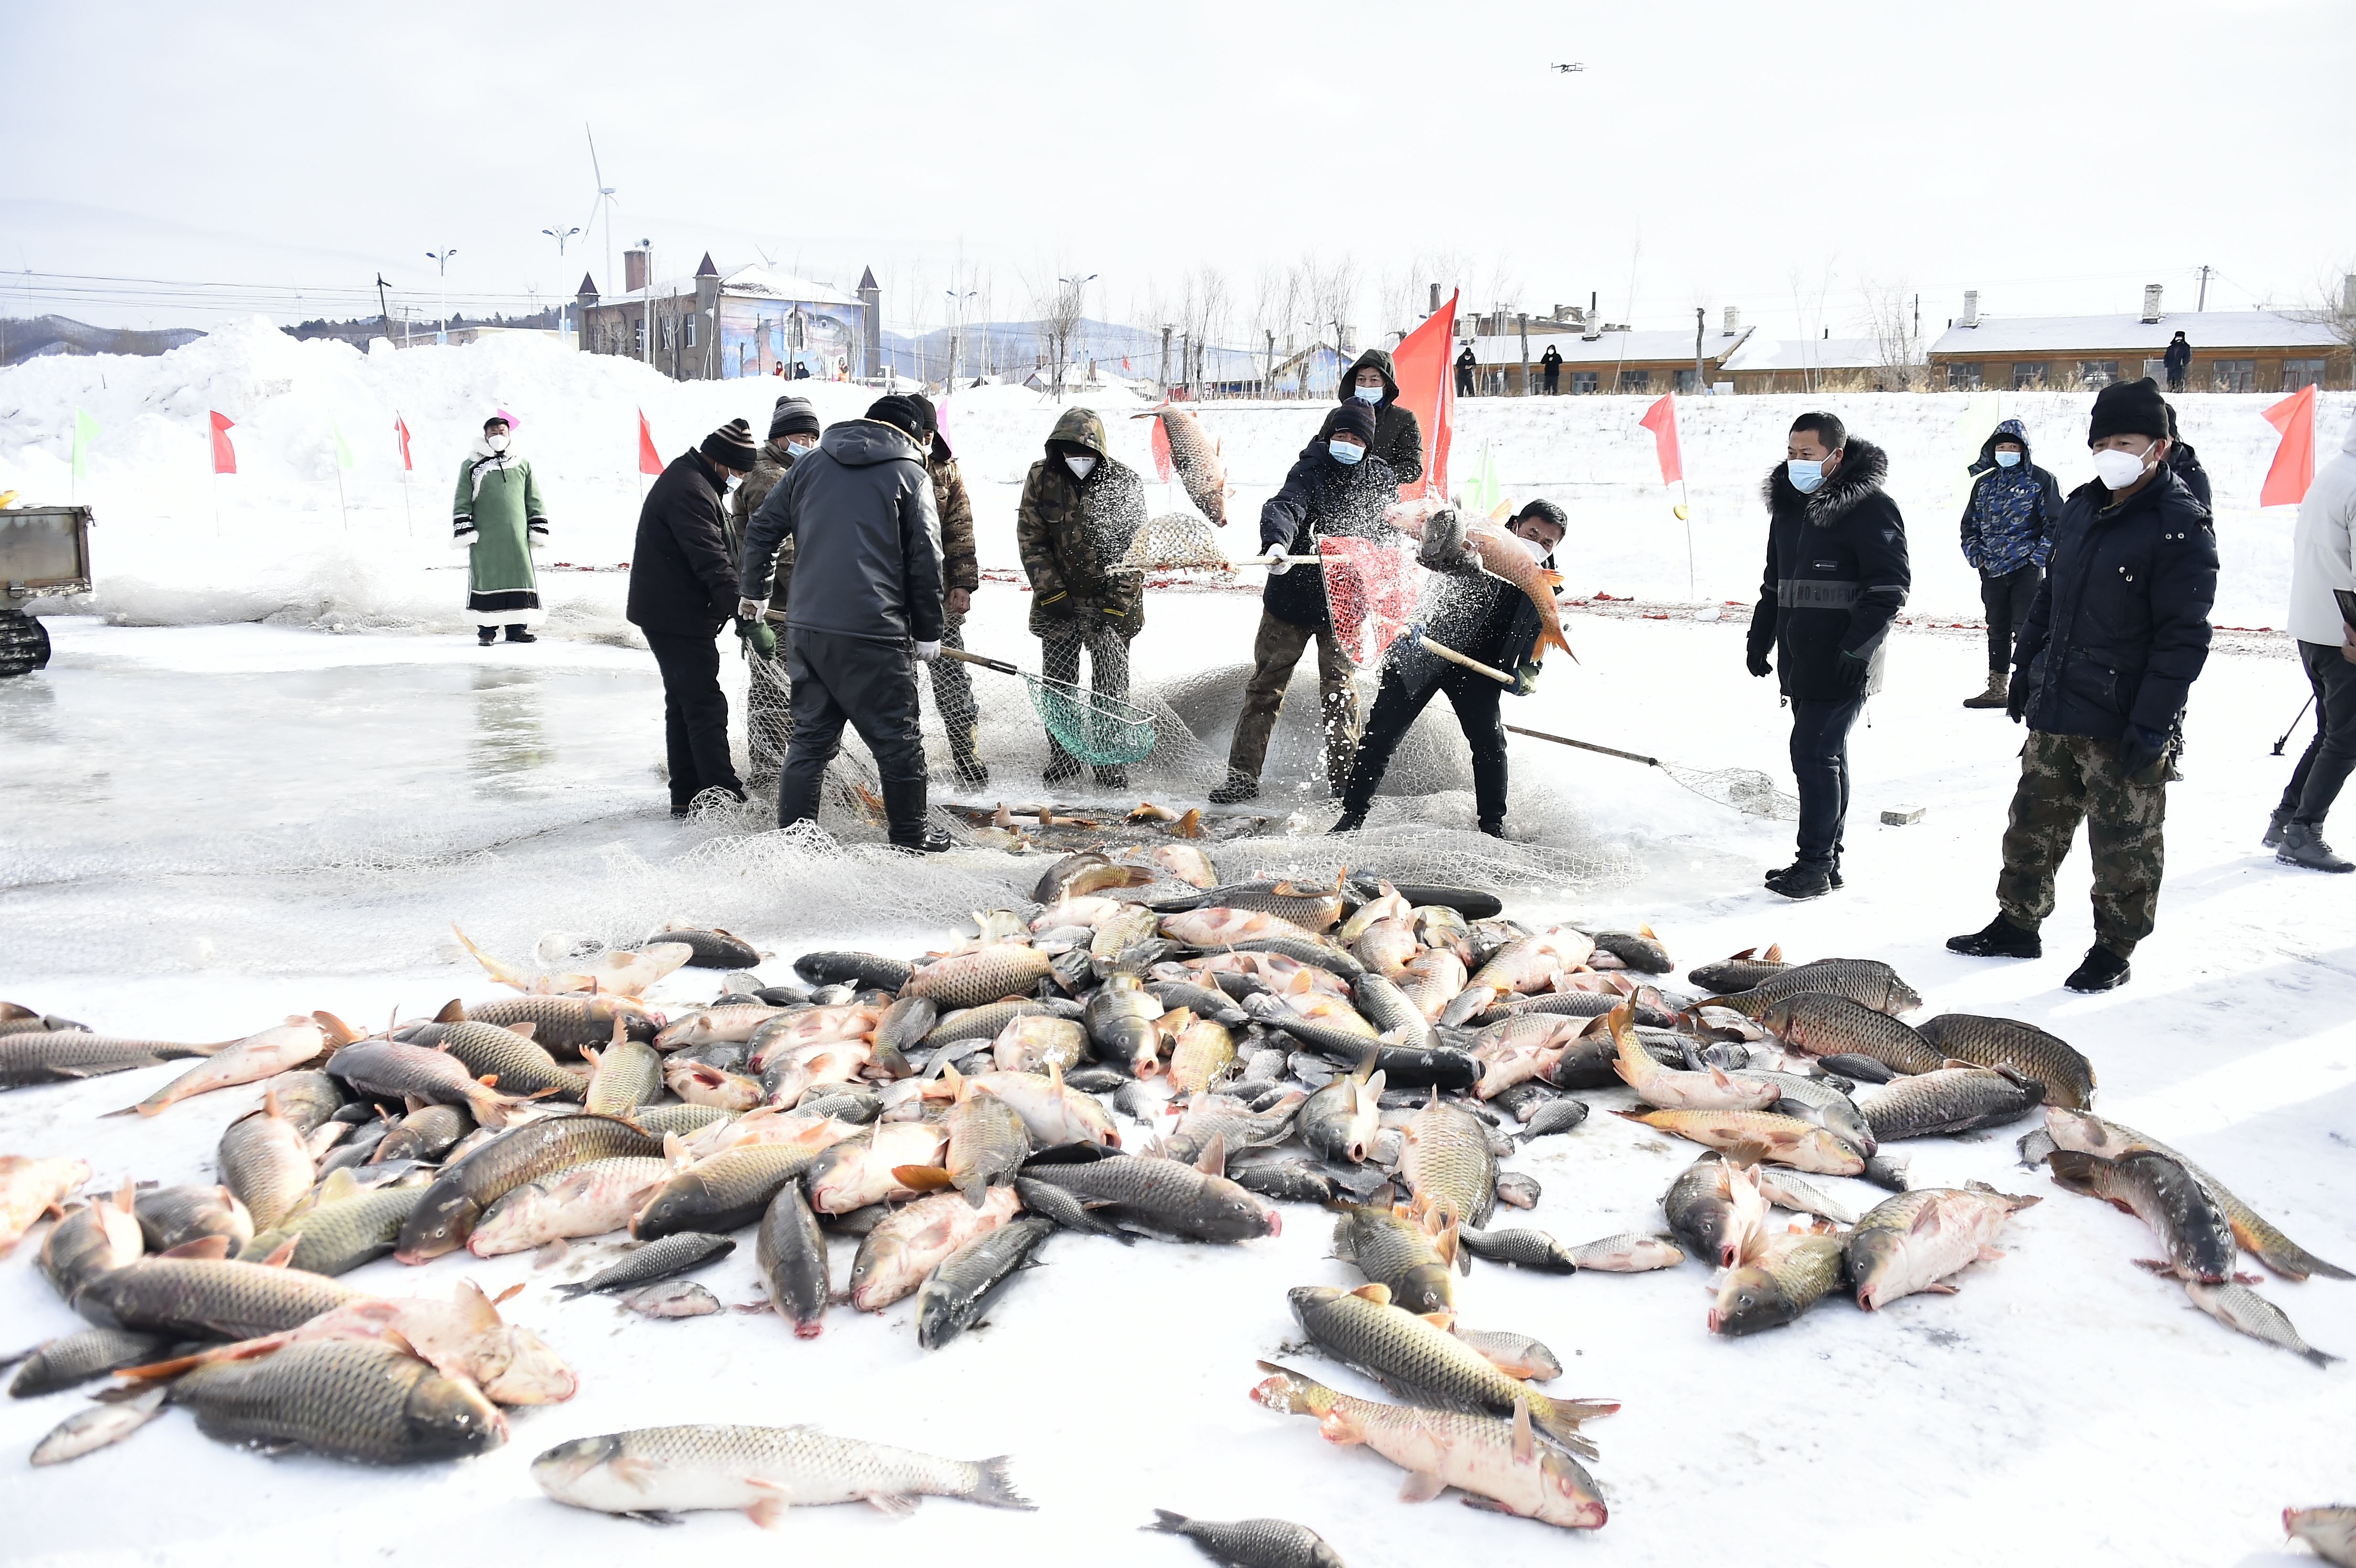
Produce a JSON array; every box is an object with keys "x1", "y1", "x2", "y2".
[{"x1": 1015, "y1": 406, "x2": 1148, "y2": 787}]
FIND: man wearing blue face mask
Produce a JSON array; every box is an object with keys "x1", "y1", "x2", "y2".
[
  {"x1": 1957, "y1": 418, "x2": 2063, "y2": 709},
  {"x1": 1745, "y1": 411, "x2": 1911, "y2": 900},
  {"x1": 1213, "y1": 400, "x2": 1399, "y2": 803}
]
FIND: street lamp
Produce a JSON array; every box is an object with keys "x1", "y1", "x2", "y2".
[
  {"x1": 945, "y1": 287, "x2": 977, "y2": 385},
  {"x1": 542, "y1": 226, "x2": 580, "y2": 257},
  {"x1": 426, "y1": 248, "x2": 458, "y2": 336}
]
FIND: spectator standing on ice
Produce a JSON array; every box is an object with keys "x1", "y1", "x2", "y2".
[
  {"x1": 1015, "y1": 407, "x2": 1147, "y2": 789},
  {"x1": 2163, "y1": 330, "x2": 2192, "y2": 392},
  {"x1": 1455, "y1": 342, "x2": 1478, "y2": 397},
  {"x1": 2267, "y1": 409, "x2": 2356, "y2": 871},
  {"x1": 451, "y1": 414, "x2": 548, "y2": 645},
  {"x1": 1539, "y1": 343, "x2": 1563, "y2": 395},
  {"x1": 1958, "y1": 417, "x2": 2063, "y2": 709},
  {"x1": 740, "y1": 394, "x2": 949, "y2": 852},
  {"x1": 1948, "y1": 378, "x2": 2217, "y2": 991},
  {"x1": 1212, "y1": 402, "x2": 1399, "y2": 804},
  {"x1": 1745, "y1": 411, "x2": 1910, "y2": 901},
  {"x1": 628, "y1": 418, "x2": 761, "y2": 817},
  {"x1": 1299, "y1": 350, "x2": 1425, "y2": 487},
  {"x1": 722, "y1": 395, "x2": 823, "y2": 784},
  {"x1": 1331, "y1": 500, "x2": 1566, "y2": 837},
  {"x1": 909, "y1": 395, "x2": 988, "y2": 787}
]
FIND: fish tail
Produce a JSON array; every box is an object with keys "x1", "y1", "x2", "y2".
[
  {"x1": 1529, "y1": 1399, "x2": 1603, "y2": 1460},
  {"x1": 1249, "y1": 1361, "x2": 1337, "y2": 1417},
  {"x1": 968, "y1": 1456, "x2": 1036, "y2": 1511},
  {"x1": 1143, "y1": 1510, "x2": 1189, "y2": 1534}
]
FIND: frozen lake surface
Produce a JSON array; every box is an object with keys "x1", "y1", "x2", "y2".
[{"x1": 3, "y1": 607, "x2": 2352, "y2": 1567}]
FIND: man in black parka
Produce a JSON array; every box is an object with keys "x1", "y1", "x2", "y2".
[
  {"x1": 1948, "y1": 377, "x2": 2217, "y2": 992},
  {"x1": 1745, "y1": 411, "x2": 1911, "y2": 900},
  {"x1": 628, "y1": 418, "x2": 762, "y2": 817},
  {"x1": 1298, "y1": 348, "x2": 1425, "y2": 487}
]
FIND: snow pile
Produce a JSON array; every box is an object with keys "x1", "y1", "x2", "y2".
[{"x1": 2, "y1": 320, "x2": 2343, "y2": 636}]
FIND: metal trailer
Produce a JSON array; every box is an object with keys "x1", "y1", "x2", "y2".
[{"x1": 1, "y1": 505, "x2": 94, "y2": 677}]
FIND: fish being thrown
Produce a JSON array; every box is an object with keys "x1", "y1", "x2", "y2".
[{"x1": 1134, "y1": 404, "x2": 1230, "y2": 526}]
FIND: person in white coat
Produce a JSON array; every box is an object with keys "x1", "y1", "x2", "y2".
[{"x1": 2269, "y1": 412, "x2": 2356, "y2": 871}]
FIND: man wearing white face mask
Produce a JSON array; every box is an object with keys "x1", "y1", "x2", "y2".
[
  {"x1": 1949, "y1": 377, "x2": 2217, "y2": 992},
  {"x1": 451, "y1": 414, "x2": 550, "y2": 645},
  {"x1": 1745, "y1": 411, "x2": 1911, "y2": 900}
]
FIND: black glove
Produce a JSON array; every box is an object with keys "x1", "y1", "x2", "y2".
[
  {"x1": 1746, "y1": 650, "x2": 1773, "y2": 678},
  {"x1": 2117, "y1": 724, "x2": 2170, "y2": 784},
  {"x1": 2006, "y1": 676, "x2": 2029, "y2": 723},
  {"x1": 1835, "y1": 650, "x2": 1870, "y2": 687},
  {"x1": 1036, "y1": 589, "x2": 1074, "y2": 621}
]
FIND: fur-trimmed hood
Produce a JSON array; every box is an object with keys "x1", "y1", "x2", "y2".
[{"x1": 1763, "y1": 436, "x2": 1891, "y2": 528}]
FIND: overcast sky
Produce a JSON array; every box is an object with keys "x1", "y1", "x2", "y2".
[{"x1": 4, "y1": 0, "x2": 2350, "y2": 348}]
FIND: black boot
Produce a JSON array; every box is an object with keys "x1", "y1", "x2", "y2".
[
  {"x1": 883, "y1": 779, "x2": 952, "y2": 853},
  {"x1": 949, "y1": 729, "x2": 989, "y2": 789},
  {"x1": 1042, "y1": 748, "x2": 1082, "y2": 787},
  {"x1": 1947, "y1": 913, "x2": 2041, "y2": 958},
  {"x1": 2262, "y1": 806, "x2": 2294, "y2": 849},
  {"x1": 1478, "y1": 819, "x2": 1505, "y2": 839},
  {"x1": 2064, "y1": 945, "x2": 2131, "y2": 992},
  {"x1": 1208, "y1": 770, "x2": 1259, "y2": 806},
  {"x1": 1092, "y1": 764, "x2": 1129, "y2": 790},
  {"x1": 1766, "y1": 861, "x2": 1832, "y2": 900},
  {"x1": 478, "y1": 626, "x2": 498, "y2": 646},
  {"x1": 504, "y1": 624, "x2": 537, "y2": 643},
  {"x1": 1330, "y1": 806, "x2": 1367, "y2": 834}
]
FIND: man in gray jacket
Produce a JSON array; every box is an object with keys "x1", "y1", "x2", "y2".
[{"x1": 740, "y1": 394, "x2": 950, "y2": 852}]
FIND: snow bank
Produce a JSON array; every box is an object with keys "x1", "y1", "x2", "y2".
[{"x1": 1, "y1": 318, "x2": 2344, "y2": 635}]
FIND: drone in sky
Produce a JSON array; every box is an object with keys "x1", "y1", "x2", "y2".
[{"x1": 1551, "y1": 62, "x2": 1586, "y2": 72}]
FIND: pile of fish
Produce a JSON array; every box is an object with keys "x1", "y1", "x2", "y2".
[{"x1": 2, "y1": 863, "x2": 2346, "y2": 1549}]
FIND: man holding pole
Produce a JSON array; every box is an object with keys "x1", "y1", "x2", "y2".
[
  {"x1": 1331, "y1": 501, "x2": 1566, "y2": 836},
  {"x1": 1745, "y1": 412, "x2": 1910, "y2": 900}
]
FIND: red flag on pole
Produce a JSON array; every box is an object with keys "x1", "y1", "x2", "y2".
[
  {"x1": 637, "y1": 409, "x2": 663, "y2": 477},
  {"x1": 209, "y1": 411, "x2": 237, "y2": 475},
  {"x1": 1638, "y1": 394, "x2": 1683, "y2": 485},
  {"x1": 393, "y1": 414, "x2": 413, "y2": 471},
  {"x1": 1386, "y1": 289, "x2": 1458, "y2": 500},
  {"x1": 1149, "y1": 414, "x2": 1173, "y2": 483},
  {"x1": 2259, "y1": 383, "x2": 2317, "y2": 507}
]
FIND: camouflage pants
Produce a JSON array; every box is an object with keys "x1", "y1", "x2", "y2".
[
  {"x1": 1039, "y1": 620, "x2": 1131, "y2": 774},
  {"x1": 923, "y1": 611, "x2": 982, "y2": 772},
  {"x1": 1996, "y1": 730, "x2": 2168, "y2": 957},
  {"x1": 1226, "y1": 609, "x2": 1360, "y2": 795}
]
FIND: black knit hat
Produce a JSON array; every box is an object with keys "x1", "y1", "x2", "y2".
[
  {"x1": 907, "y1": 393, "x2": 938, "y2": 436},
  {"x1": 2088, "y1": 377, "x2": 2169, "y2": 444},
  {"x1": 865, "y1": 394, "x2": 925, "y2": 440},
  {"x1": 769, "y1": 396, "x2": 820, "y2": 440},
  {"x1": 1330, "y1": 401, "x2": 1379, "y2": 446},
  {"x1": 701, "y1": 418, "x2": 760, "y2": 472}
]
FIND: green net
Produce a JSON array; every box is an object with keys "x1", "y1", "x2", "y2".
[{"x1": 1025, "y1": 673, "x2": 1157, "y2": 766}]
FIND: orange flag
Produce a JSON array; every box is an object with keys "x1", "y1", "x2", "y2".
[
  {"x1": 2259, "y1": 383, "x2": 2316, "y2": 507},
  {"x1": 637, "y1": 409, "x2": 663, "y2": 477},
  {"x1": 1387, "y1": 290, "x2": 1457, "y2": 500},
  {"x1": 1638, "y1": 394, "x2": 1683, "y2": 485},
  {"x1": 209, "y1": 411, "x2": 237, "y2": 475}
]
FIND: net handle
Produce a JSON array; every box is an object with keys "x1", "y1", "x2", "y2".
[
  {"x1": 1414, "y1": 633, "x2": 1515, "y2": 686},
  {"x1": 1241, "y1": 554, "x2": 1330, "y2": 566},
  {"x1": 938, "y1": 647, "x2": 1024, "y2": 675},
  {"x1": 1503, "y1": 723, "x2": 1660, "y2": 767}
]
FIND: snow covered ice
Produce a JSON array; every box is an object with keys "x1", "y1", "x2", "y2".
[{"x1": 1, "y1": 329, "x2": 2353, "y2": 1566}]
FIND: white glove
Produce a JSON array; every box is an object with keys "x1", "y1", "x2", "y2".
[
  {"x1": 915, "y1": 640, "x2": 942, "y2": 662},
  {"x1": 737, "y1": 598, "x2": 764, "y2": 622},
  {"x1": 1266, "y1": 553, "x2": 1293, "y2": 576}
]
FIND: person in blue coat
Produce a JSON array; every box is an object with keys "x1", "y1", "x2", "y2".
[
  {"x1": 1948, "y1": 378, "x2": 2218, "y2": 992},
  {"x1": 1958, "y1": 417, "x2": 2064, "y2": 708}
]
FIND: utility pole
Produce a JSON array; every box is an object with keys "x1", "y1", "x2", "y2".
[
  {"x1": 2196, "y1": 265, "x2": 2213, "y2": 312},
  {"x1": 376, "y1": 273, "x2": 393, "y2": 344},
  {"x1": 1265, "y1": 329, "x2": 1275, "y2": 398},
  {"x1": 425, "y1": 249, "x2": 457, "y2": 340},
  {"x1": 1518, "y1": 312, "x2": 1530, "y2": 396},
  {"x1": 1694, "y1": 306, "x2": 1705, "y2": 393}
]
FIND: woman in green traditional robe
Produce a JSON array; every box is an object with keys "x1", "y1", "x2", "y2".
[{"x1": 453, "y1": 413, "x2": 548, "y2": 644}]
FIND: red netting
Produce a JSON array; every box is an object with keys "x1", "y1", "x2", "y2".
[{"x1": 1321, "y1": 537, "x2": 1422, "y2": 667}]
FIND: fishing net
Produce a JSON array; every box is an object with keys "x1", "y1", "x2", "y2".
[
  {"x1": 1025, "y1": 674, "x2": 1157, "y2": 767},
  {"x1": 1119, "y1": 513, "x2": 1233, "y2": 573},
  {"x1": 1320, "y1": 537, "x2": 1422, "y2": 667},
  {"x1": 1659, "y1": 764, "x2": 1801, "y2": 821}
]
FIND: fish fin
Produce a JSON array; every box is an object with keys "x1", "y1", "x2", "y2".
[
  {"x1": 1511, "y1": 1395, "x2": 1535, "y2": 1463},
  {"x1": 2129, "y1": 1257, "x2": 2177, "y2": 1275},
  {"x1": 451, "y1": 1279, "x2": 504, "y2": 1329},
  {"x1": 944, "y1": 1060, "x2": 967, "y2": 1102},
  {"x1": 532, "y1": 1240, "x2": 568, "y2": 1269},
  {"x1": 256, "y1": 1236, "x2": 300, "y2": 1268},
  {"x1": 1723, "y1": 1139, "x2": 1770, "y2": 1170},
  {"x1": 157, "y1": 1235, "x2": 233, "y2": 1261},
  {"x1": 1909, "y1": 1204, "x2": 1945, "y2": 1237},
  {"x1": 1977, "y1": 1245, "x2": 2007, "y2": 1263},
  {"x1": 1193, "y1": 1132, "x2": 1227, "y2": 1177},
  {"x1": 863, "y1": 1493, "x2": 920, "y2": 1517},
  {"x1": 893, "y1": 1165, "x2": 957, "y2": 1191},
  {"x1": 741, "y1": 1488, "x2": 790, "y2": 1528},
  {"x1": 1418, "y1": 1311, "x2": 1456, "y2": 1331},
  {"x1": 1434, "y1": 1219, "x2": 1460, "y2": 1270},
  {"x1": 1348, "y1": 1282, "x2": 1393, "y2": 1305},
  {"x1": 1920, "y1": 1282, "x2": 1961, "y2": 1295},
  {"x1": 505, "y1": 1022, "x2": 539, "y2": 1040},
  {"x1": 312, "y1": 1167, "x2": 360, "y2": 1205},
  {"x1": 491, "y1": 1280, "x2": 528, "y2": 1306},
  {"x1": 312, "y1": 1011, "x2": 362, "y2": 1048},
  {"x1": 1708, "y1": 1064, "x2": 1735, "y2": 1088},
  {"x1": 662, "y1": 1132, "x2": 695, "y2": 1172},
  {"x1": 1398, "y1": 1470, "x2": 1449, "y2": 1503},
  {"x1": 477, "y1": 1074, "x2": 500, "y2": 1088}
]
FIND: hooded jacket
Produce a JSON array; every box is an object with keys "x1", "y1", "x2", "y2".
[
  {"x1": 628, "y1": 448, "x2": 741, "y2": 636},
  {"x1": 2286, "y1": 412, "x2": 2356, "y2": 646},
  {"x1": 1958, "y1": 418, "x2": 2064, "y2": 577},
  {"x1": 1258, "y1": 445, "x2": 1401, "y2": 632},
  {"x1": 1745, "y1": 437, "x2": 1911, "y2": 700},
  {"x1": 1016, "y1": 407, "x2": 1148, "y2": 638},
  {"x1": 2014, "y1": 464, "x2": 2216, "y2": 744},
  {"x1": 739, "y1": 419, "x2": 943, "y2": 646},
  {"x1": 1298, "y1": 348, "x2": 1424, "y2": 485},
  {"x1": 725, "y1": 436, "x2": 805, "y2": 616}
]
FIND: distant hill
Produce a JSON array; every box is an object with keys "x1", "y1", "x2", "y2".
[
  {"x1": 0, "y1": 315, "x2": 205, "y2": 364},
  {"x1": 880, "y1": 316, "x2": 1264, "y2": 383}
]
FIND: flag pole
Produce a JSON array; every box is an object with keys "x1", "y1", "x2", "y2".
[{"x1": 336, "y1": 466, "x2": 348, "y2": 532}]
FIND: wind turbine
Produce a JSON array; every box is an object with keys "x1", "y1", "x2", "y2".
[
  {"x1": 584, "y1": 126, "x2": 619, "y2": 294},
  {"x1": 1550, "y1": 61, "x2": 1586, "y2": 72}
]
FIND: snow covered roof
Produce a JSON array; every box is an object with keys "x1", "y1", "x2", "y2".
[
  {"x1": 1465, "y1": 327, "x2": 1752, "y2": 365},
  {"x1": 586, "y1": 263, "x2": 863, "y2": 310},
  {"x1": 1930, "y1": 309, "x2": 2335, "y2": 356},
  {"x1": 1719, "y1": 336, "x2": 1885, "y2": 373}
]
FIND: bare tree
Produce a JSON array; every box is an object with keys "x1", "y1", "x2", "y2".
[
  {"x1": 1861, "y1": 274, "x2": 1925, "y2": 391},
  {"x1": 1785, "y1": 259, "x2": 1839, "y2": 393},
  {"x1": 2291, "y1": 261, "x2": 2356, "y2": 354},
  {"x1": 1028, "y1": 262, "x2": 1085, "y2": 399}
]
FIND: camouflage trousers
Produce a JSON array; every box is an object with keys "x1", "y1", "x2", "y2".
[
  {"x1": 923, "y1": 611, "x2": 982, "y2": 774},
  {"x1": 1039, "y1": 619, "x2": 1131, "y2": 777},
  {"x1": 1226, "y1": 609, "x2": 1360, "y2": 796},
  {"x1": 1996, "y1": 730, "x2": 2168, "y2": 958}
]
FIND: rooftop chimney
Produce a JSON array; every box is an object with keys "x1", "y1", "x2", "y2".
[
  {"x1": 2343, "y1": 274, "x2": 2354, "y2": 314},
  {"x1": 1961, "y1": 290, "x2": 1980, "y2": 328},
  {"x1": 1429, "y1": 282, "x2": 1441, "y2": 316},
  {"x1": 2141, "y1": 284, "x2": 2164, "y2": 324},
  {"x1": 1723, "y1": 305, "x2": 1741, "y2": 336},
  {"x1": 623, "y1": 245, "x2": 649, "y2": 294}
]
